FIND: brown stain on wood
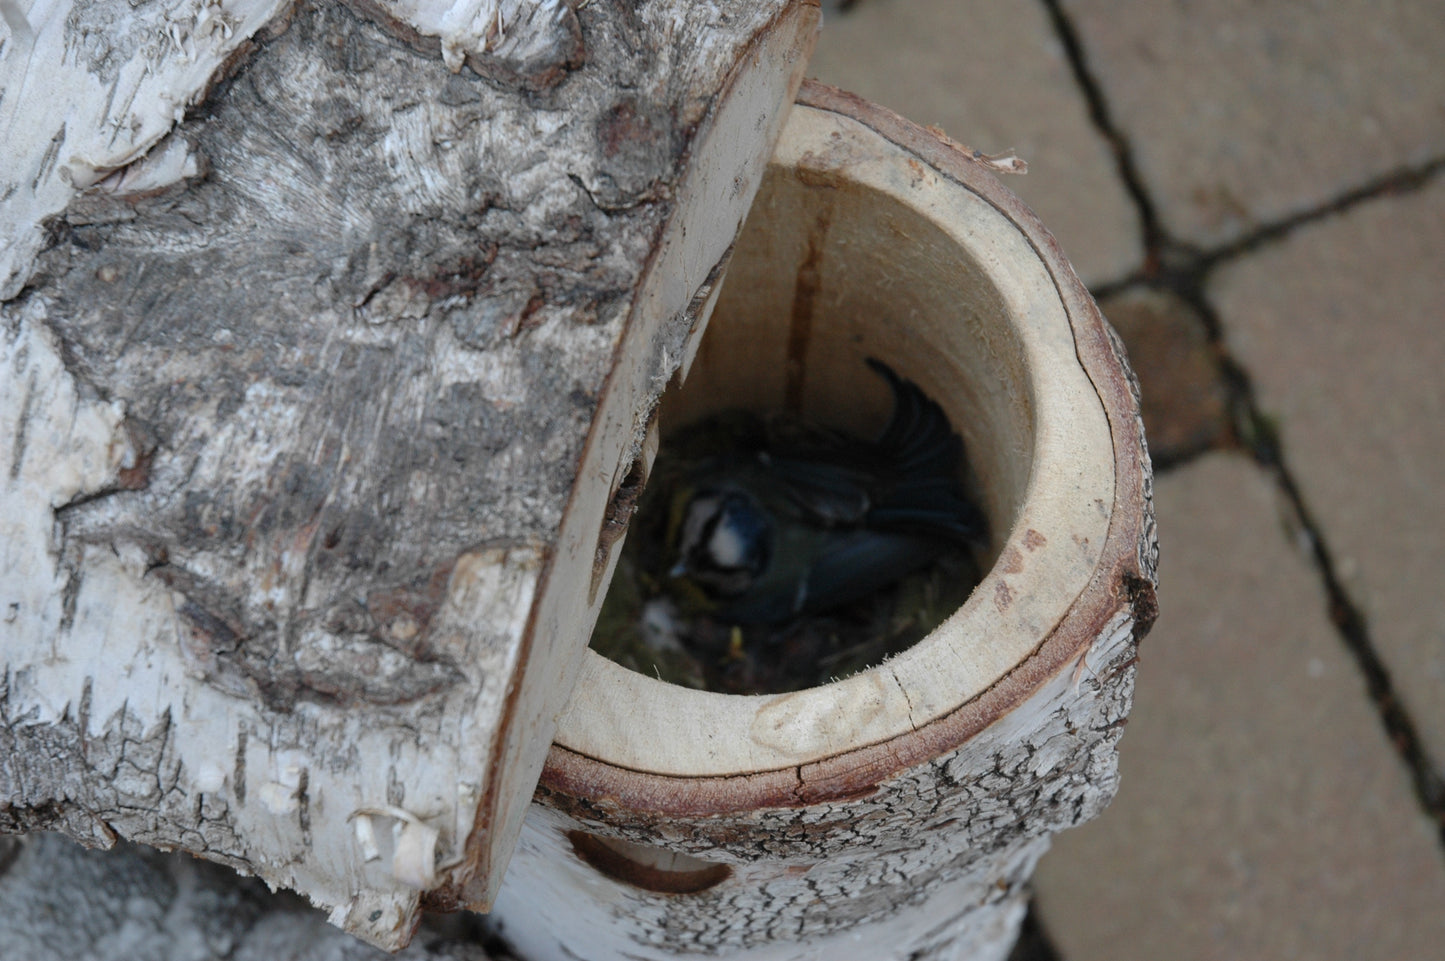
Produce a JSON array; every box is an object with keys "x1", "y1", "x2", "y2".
[
  {"x1": 407, "y1": 245, "x2": 497, "y2": 301},
  {"x1": 365, "y1": 562, "x2": 454, "y2": 655},
  {"x1": 785, "y1": 206, "x2": 833, "y2": 413},
  {"x1": 598, "y1": 99, "x2": 654, "y2": 158}
]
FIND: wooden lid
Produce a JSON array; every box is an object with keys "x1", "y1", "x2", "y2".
[{"x1": 0, "y1": 1, "x2": 819, "y2": 950}]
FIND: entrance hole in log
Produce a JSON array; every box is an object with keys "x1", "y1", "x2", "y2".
[
  {"x1": 588, "y1": 156, "x2": 1034, "y2": 696},
  {"x1": 567, "y1": 831, "x2": 733, "y2": 894}
]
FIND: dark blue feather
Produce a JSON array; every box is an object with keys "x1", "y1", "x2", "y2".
[{"x1": 670, "y1": 359, "x2": 987, "y2": 626}]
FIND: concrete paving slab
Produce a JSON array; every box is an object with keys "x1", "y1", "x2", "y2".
[
  {"x1": 1211, "y1": 173, "x2": 1445, "y2": 778},
  {"x1": 808, "y1": 0, "x2": 1142, "y2": 287},
  {"x1": 1059, "y1": 0, "x2": 1445, "y2": 248},
  {"x1": 1033, "y1": 454, "x2": 1445, "y2": 961},
  {"x1": 1098, "y1": 287, "x2": 1235, "y2": 466}
]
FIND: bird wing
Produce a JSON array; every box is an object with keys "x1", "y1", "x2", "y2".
[
  {"x1": 716, "y1": 528, "x2": 943, "y2": 624},
  {"x1": 867, "y1": 358, "x2": 962, "y2": 476},
  {"x1": 798, "y1": 529, "x2": 946, "y2": 618},
  {"x1": 756, "y1": 452, "x2": 874, "y2": 526},
  {"x1": 865, "y1": 359, "x2": 987, "y2": 542},
  {"x1": 760, "y1": 360, "x2": 987, "y2": 543}
]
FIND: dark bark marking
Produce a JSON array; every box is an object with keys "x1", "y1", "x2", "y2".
[
  {"x1": 58, "y1": 563, "x2": 83, "y2": 634},
  {"x1": 78, "y1": 676, "x2": 93, "y2": 759},
  {"x1": 7, "y1": 370, "x2": 34, "y2": 480},
  {"x1": 296, "y1": 766, "x2": 310, "y2": 840},
  {"x1": 666, "y1": 239, "x2": 736, "y2": 394},
  {"x1": 1122, "y1": 573, "x2": 1159, "y2": 637},
  {"x1": 33, "y1": 124, "x2": 65, "y2": 192},
  {"x1": 590, "y1": 454, "x2": 646, "y2": 604},
  {"x1": 233, "y1": 727, "x2": 247, "y2": 806},
  {"x1": 387, "y1": 764, "x2": 404, "y2": 808}
]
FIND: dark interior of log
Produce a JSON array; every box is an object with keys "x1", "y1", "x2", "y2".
[{"x1": 590, "y1": 161, "x2": 1035, "y2": 695}]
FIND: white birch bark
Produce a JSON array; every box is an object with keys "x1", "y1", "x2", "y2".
[{"x1": 0, "y1": 0, "x2": 819, "y2": 949}]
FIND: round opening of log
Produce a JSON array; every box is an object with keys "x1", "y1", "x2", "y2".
[
  {"x1": 555, "y1": 97, "x2": 1117, "y2": 782},
  {"x1": 590, "y1": 168, "x2": 1016, "y2": 694}
]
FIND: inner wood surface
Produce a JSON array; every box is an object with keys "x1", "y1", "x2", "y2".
[{"x1": 553, "y1": 104, "x2": 1115, "y2": 778}]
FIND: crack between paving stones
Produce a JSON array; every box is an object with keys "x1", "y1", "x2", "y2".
[
  {"x1": 1113, "y1": 257, "x2": 1445, "y2": 849},
  {"x1": 1040, "y1": 0, "x2": 1445, "y2": 297},
  {"x1": 1137, "y1": 266, "x2": 1445, "y2": 848},
  {"x1": 1121, "y1": 238, "x2": 1445, "y2": 849},
  {"x1": 1038, "y1": 0, "x2": 1168, "y2": 268},
  {"x1": 1197, "y1": 156, "x2": 1445, "y2": 274},
  {"x1": 1039, "y1": 0, "x2": 1445, "y2": 867},
  {"x1": 835, "y1": 0, "x2": 1445, "y2": 938},
  {"x1": 1220, "y1": 349, "x2": 1445, "y2": 850},
  {"x1": 1090, "y1": 156, "x2": 1445, "y2": 303}
]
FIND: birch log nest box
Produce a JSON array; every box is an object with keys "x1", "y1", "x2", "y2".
[
  {"x1": 0, "y1": 2, "x2": 1157, "y2": 958},
  {"x1": 492, "y1": 85, "x2": 1159, "y2": 961}
]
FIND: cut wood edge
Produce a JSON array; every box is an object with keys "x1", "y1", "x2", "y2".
[
  {"x1": 446, "y1": 1, "x2": 821, "y2": 914},
  {"x1": 545, "y1": 80, "x2": 1158, "y2": 804}
]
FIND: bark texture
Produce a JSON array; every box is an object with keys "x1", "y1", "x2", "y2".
[
  {"x1": 1, "y1": 0, "x2": 816, "y2": 948},
  {"x1": 503, "y1": 615, "x2": 1138, "y2": 961}
]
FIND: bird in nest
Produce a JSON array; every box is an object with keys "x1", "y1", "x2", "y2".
[{"x1": 656, "y1": 358, "x2": 987, "y2": 626}]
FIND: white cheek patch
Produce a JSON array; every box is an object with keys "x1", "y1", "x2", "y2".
[
  {"x1": 681, "y1": 495, "x2": 722, "y2": 557},
  {"x1": 707, "y1": 521, "x2": 747, "y2": 569}
]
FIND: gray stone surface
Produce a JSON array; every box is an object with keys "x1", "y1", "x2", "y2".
[
  {"x1": 808, "y1": 0, "x2": 1142, "y2": 286},
  {"x1": 1212, "y1": 173, "x2": 1445, "y2": 777},
  {"x1": 1033, "y1": 454, "x2": 1445, "y2": 960},
  {"x1": 1060, "y1": 0, "x2": 1445, "y2": 247},
  {"x1": 0, "y1": 833, "x2": 504, "y2": 961}
]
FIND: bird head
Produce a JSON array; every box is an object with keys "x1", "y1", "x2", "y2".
[{"x1": 668, "y1": 485, "x2": 774, "y2": 600}]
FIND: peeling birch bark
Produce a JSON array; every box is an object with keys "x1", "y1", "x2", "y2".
[
  {"x1": 491, "y1": 84, "x2": 1159, "y2": 961},
  {"x1": 0, "y1": 0, "x2": 819, "y2": 949}
]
